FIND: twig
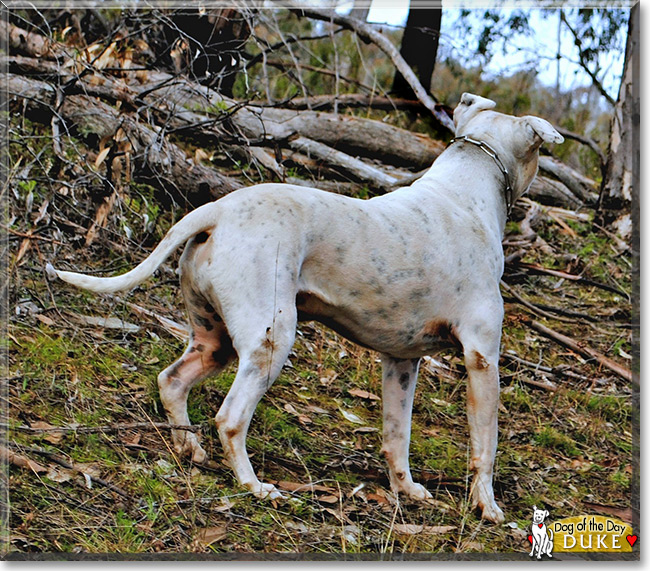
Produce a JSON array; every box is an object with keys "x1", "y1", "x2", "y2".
[
  {"x1": 3, "y1": 421, "x2": 201, "y2": 434},
  {"x1": 501, "y1": 280, "x2": 573, "y2": 323},
  {"x1": 555, "y1": 126, "x2": 606, "y2": 169},
  {"x1": 515, "y1": 262, "x2": 630, "y2": 299},
  {"x1": 525, "y1": 320, "x2": 633, "y2": 382},
  {"x1": 501, "y1": 352, "x2": 591, "y2": 383}
]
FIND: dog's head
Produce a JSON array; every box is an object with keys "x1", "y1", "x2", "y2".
[
  {"x1": 532, "y1": 505, "x2": 550, "y2": 525},
  {"x1": 453, "y1": 93, "x2": 564, "y2": 201}
]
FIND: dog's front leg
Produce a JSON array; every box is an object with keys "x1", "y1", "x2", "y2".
[
  {"x1": 464, "y1": 342, "x2": 505, "y2": 523},
  {"x1": 380, "y1": 355, "x2": 432, "y2": 501}
]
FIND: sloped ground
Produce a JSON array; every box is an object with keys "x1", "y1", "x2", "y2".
[{"x1": 5, "y1": 119, "x2": 635, "y2": 557}]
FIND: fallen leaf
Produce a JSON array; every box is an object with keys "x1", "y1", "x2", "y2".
[
  {"x1": 348, "y1": 388, "x2": 380, "y2": 401},
  {"x1": 0, "y1": 446, "x2": 47, "y2": 474},
  {"x1": 353, "y1": 426, "x2": 379, "y2": 433},
  {"x1": 35, "y1": 314, "x2": 55, "y2": 327},
  {"x1": 45, "y1": 466, "x2": 74, "y2": 483},
  {"x1": 193, "y1": 526, "x2": 227, "y2": 547},
  {"x1": 318, "y1": 495, "x2": 341, "y2": 504},
  {"x1": 283, "y1": 403, "x2": 313, "y2": 425},
  {"x1": 30, "y1": 421, "x2": 63, "y2": 444},
  {"x1": 320, "y1": 369, "x2": 338, "y2": 385},
  {"x1": 367, "y1": 493, "x2": 390, "y2": 505},
  {"x1": 305, "y1": 405, "x2": 329, "y2": 415},
  {"x1": 71, "y1": 314, "x2": 141, "y2": 333},
  {"x1": 94, "y1": 146, "x2": 111, "y2": 168},
  {"x1": 340, "y1": 409, "x2": 364, "y2": 425}
]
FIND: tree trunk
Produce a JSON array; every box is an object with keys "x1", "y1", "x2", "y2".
[
  {"x1": 157, "y1": 8, "x2": 251, "y2": 96},
  {"x1": 391, "y1": 1, "x2": 442, "y2": 99},
  {"x1": 598, "y1": 3, "x2": 639, "y2": 240}
]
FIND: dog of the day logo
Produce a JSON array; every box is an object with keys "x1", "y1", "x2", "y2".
[{"x1": 527, "y1": 506, "x2": 636, "y2": 556}]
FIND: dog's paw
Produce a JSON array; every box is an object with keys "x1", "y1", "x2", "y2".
[
  {"x1": 252, "y1": 482, "x2": 285, "y2": 501},
  {"x1": 480, "y1": 501, "x2": 505, "y2": 524},
  {"x1": 172, "y1": 432, "x2": 207, "y2": 464},
  {"x1": 402, "y1": 482, "x2": 433, "y2": 502}
]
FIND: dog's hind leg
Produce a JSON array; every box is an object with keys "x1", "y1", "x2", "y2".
[
  {"x1": 158, "y1": 294, "x2": 235, "y2": 463},
  {"x1": 380, "y1": 355, "x2": 432, "y2": 501},
  {"x1": 214, "y1": 307, "x2": 297, "y2": 499}
]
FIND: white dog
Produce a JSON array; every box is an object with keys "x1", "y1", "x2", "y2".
[
  {"x1": 530, "y1": 505, "x2": 554, "y2": 558},
  {"x1": 48, "y1": 93, "x2": 562, "y2": 523}
]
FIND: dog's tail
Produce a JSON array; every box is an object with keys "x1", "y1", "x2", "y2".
[{"x1": 47, "y1": 201, "x2": 220, "y2": 293}]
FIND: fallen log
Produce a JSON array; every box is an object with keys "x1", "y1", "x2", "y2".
[
  {"x1": 281, "y1": 93, "x2": 427, "y2": 112},
  {"x1": 539, "y1": 156, "x2": 598, "y2": 205},
  {"x1": 526, "y1": 176, "x2": 584, "y2": 209},
  {"x1": 289, "y1": 137, "x2": 400, "y2": 192},
  {"x1": 8, "y1": 73, "x2": 242, "y2": 208}
]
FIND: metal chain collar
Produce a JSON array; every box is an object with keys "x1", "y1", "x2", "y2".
[{"x1": 447, "y1": 135, "x2": 514, "y2": 216}]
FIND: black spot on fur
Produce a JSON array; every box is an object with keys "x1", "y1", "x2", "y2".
[
  {"x1": 193, "y1": 314, "x2": 214, "y2": 331},
  {"x1": 399, "y1": 372, "x2": 410, "y2": 391},
  {"x1": 204, "y1": 302, "x2": 215, "y2": 314},
  {"x1": 195, "y1": 231, "x2": 210, "y2": 244}
]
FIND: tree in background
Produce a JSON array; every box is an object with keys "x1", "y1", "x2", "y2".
[
  {"x1": 391, "y1": 1, "x2": 442, "y2": 98},
  {"x1": 598, "y1": 3, "x2": 638, "y2": 239}
]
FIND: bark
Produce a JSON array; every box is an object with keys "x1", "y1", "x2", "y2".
[
  {"x1": 392, "y1": 2, "x2": 442, "y2": 99},
  {"x1": 3, "y1": 19, "x2": 60, "y2": 59},
  {"x1": 598, "y1": 3, "x2": 638, "y2": 240}
]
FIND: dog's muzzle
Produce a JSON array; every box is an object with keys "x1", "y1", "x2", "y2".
[{"x1": 447, "y1": 136, "x2": 514, "y2": 216}]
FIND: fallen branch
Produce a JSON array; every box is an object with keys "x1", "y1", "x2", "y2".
[
  {"x1": 280, "y1": 93, "x2": 427, "y2": 113},
  {"x1": 501, "y1": 352, "x2": 591, "y2": 383},
  {"x1": 289, "y1": 136, "x2": 400, "y2": 192},
  {"x1": 501, "y1": 280, "x2": 573, "y2": 323},
  {"x1": 525, "y1": 320, "x2": 632, "y2": 382},
  {"x1": 515, "y1": 262, "x2": 630, "y2": 299},
  {"x1": 3, "y1": 421, "x2": 200, "y2": 434},
  {"x1": 17, "y1": 445, "x2": 133, "y2": 499}
]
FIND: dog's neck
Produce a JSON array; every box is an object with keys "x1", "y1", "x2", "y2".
[{"x1": 416, "y1": 144, "x2": 513, "y2": 235}]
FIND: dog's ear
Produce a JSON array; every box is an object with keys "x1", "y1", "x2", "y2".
[
  {"x1": 523, "y1": 116, "x2": 564, "y2": 146},
  {"x1": 454, "y1": 93, "x2": 497, "y2": 133},
  {"x1": 544, "y1": 510, "x2": 549, "y2": 519}
]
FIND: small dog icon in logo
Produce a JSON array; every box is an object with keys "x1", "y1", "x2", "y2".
[{"x1": 529, "y1": 505, "x2": 553, "y2": 559}]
